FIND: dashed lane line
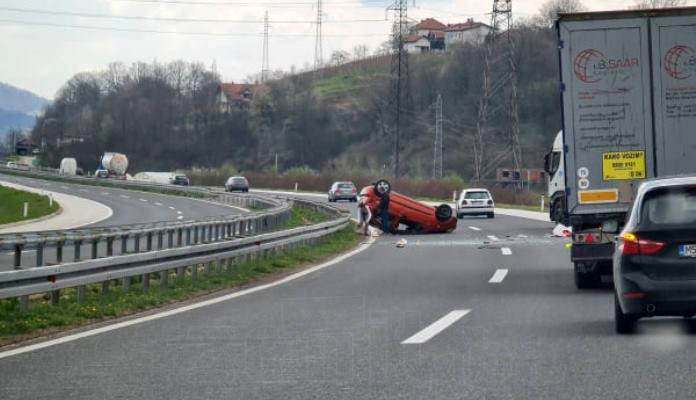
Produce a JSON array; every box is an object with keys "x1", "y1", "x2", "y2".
[
  {"x1": 489, "y1": 269, "x2": 509, "y2": 283},
  {"x1": 154, "y1": 202, "x2": 163, "y2": 206},
  {"x1": 168, "y1": 206, "x2": 176, "y2": 210},
  {"x1": 402, "y1": 310, "x2": 471, "y2": 345},
  {"x1": 501, "y1": 247, "x2": 512, "y2": 255},
  {"x1": 139, "y1": 198, "x2": 148, "y2": 202},
  {"x1": 487, "y1": 235, "x2": 499, "y2": 241},
  {"x1": 120, "y1": 194, "x2": 129, "y2": 199},
  {"x1": 468, "y1": 226, "x2": 481, "y2": 231}
]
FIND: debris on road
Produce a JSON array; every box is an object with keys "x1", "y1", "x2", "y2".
[
  {"x1": 396, "y1": 238, "x2": 407, "y2": 248},
  {"x1": 552, "y1": 224, "x2": 572, "y2": 237}
]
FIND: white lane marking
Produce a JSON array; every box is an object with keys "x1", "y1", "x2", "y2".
[
  {"x1": 468, "y1": 226, "x2": 481, "y2": 231},
  {"x1": 177, "y1": 216, "x2": 183, "y2": 220},
  {"x1": 154, "y1": 202, "x2": 162, "y2": 206},
  {"x1": 168, "y1": 206, "x2": 176, "y2": 210},
  {"x1": 489, "y1": 269, "x2": 509, "y2": 283},
  {"x1": 487, "y1": 235, "x2": 499, "y2": 241},
  {"x1": 139, "y1": 198, "x2": 148, "y2": 202},
  {"x1": 120, "y1": 194, "x2": 129, "y2": 199},
  {"x1": 517, "y1": 234, "x2": 528, "y2": 238},
  {"x1": 177, "y1": 211, "x2": 182, "y2": 214},
  {"x1": 402, "y1": 310, "x2": 471, "y2": 345},
  {"x1": 501, "y1": 247, "x2": 512, "y2": 255},
  {"x1": 0, "y1": 234, "x2": 377, "y2": 360}
]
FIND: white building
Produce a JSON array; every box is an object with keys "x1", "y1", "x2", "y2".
[
  {"x1": 404, "y1": 35, "x2": 431, "y2": 54},
  {"x1": 444, "y1": 19, "x2": 492, "y2": 48}
]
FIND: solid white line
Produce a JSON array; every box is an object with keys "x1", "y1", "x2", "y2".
[
  {"x1": 501, "y1": 247, "x2": 512, "y2": 255},
  {"x1": 0, "y1": 234, "x2": 376, "y2": 360},
  {"x1": 487, "y1": 235, "x2": 499, "y2": 241},
  {"x1": 154, "y1": 202, "x2": 162, "y2": 206},
  {"x1": 518, "y1": 234, "x2": 528, "y2": 238},
  {"x1": 402, "y1": 310, "x2": 471, "y2": 344},
  {"x1": 489, "y1": 269, "x2": 508, "y2": 283},
  {"x1": 139, "y1": 198, "x2": 148, "y2": 202},
  {"x1": 468, "y1": 226, "x2": 481, "y2": 231}
]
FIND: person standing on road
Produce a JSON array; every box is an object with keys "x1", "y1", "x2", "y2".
[{"x1": 358, "y1": 194, "x2": 372, "y2": 236}]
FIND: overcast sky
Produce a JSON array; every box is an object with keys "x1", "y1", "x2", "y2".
[{"x1": 0, "y1": 0, "x2": 693, "y2": 99}]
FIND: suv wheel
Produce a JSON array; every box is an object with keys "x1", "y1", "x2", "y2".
[
  {"x1": 574, "y1": 262, "x2": 600, "y2": 289},
  {"x1": 374, "y1": 179, "x2": 391, "y2": 197},
  {"x1": 615, "y1": 294, "x2": 637, "y2": 334},
  {"x1": 435, "y1": 204, "x2": 453, "y2": 222}
]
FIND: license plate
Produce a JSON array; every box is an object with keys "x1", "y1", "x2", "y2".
[
  {"x1": 473, "y1": 201, "x2": 483, "y2": 205},
  {"x1": 679, "y1": 244, "x2": 696, "y2": 257}
]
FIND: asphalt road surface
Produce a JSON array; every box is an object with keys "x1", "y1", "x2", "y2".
[
  {"x1": 3, "y1": 193, "x2": 696, "y2": 399},
  {"x1": 0, "y1": 174, "x2": 247, "y2": 270}
]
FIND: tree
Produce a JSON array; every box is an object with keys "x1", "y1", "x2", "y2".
[
  {"x1": 535, "y1": 0, "x2": 587, "y2": 27},
  {"x1": 630, "y1": 0, "x2": 686, "y2": 9},
  {"x1": 352, "y1": 44, "x2": 369, "y2": 60},
  {"x1": 329, "y1": 50, "x2": 350, "y2": 66}
]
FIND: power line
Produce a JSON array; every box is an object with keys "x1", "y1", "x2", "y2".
[
  {"x1": 0, "y1": 18, "x2": 390, "y2": 37},
  {"x1": 433, "y1": 93, "x2": 443, "y2": 180},
  {"x1": 314, "y1": 0, "x2": 323, "y2": 69},
  {"x1": 262, "y1": 10, "x2": 270, "y2": 82},
  {"x1": 0, "y1": 6, "x2": 387, "y2": 24}
]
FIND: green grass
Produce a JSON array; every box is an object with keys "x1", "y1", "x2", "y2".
[
  {"x1": 0, "y1": 225, "x2": 361, "y2": 345},
  {"x1": 0, "y1": 185, "x2": 60, "y2": 224},
  {"x1": 282, "y1": 206, "x2": 330, "y2": 228},
  {"x1": 315, "y1": 72, "x2": 373, "y2": 98}
]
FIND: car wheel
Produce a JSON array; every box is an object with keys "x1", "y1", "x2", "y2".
[
  {"x1": 487, "y1": 213, "x2": 495, "y2": 219},
  {"x1": 435, "y1": 204, "x2": 453, "y2": 222},
  {"x1": 374, "y1": 179, "x2": 391, "y2": 197},
  {"x1": 574, "y1": 262, "x2": 600, "y2": 289},
  {"x1": 615, "y1": 294, "x2": 637, "y2": 334}
]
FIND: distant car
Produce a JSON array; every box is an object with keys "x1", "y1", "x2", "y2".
[
  {"x1": 328, "y1": 181, "x2": 358, "y2": 202},
  {"x1": 456, "y1": 189, "x2": 495, "y2": 219},
  {"x1": 172, "y1": 175, "x2": 189, "y2": 186},
  {"x1": 225, "y1": 176, "x2": 249, "y2": 192},
  {"x1": 614, "y1": 176, "x2": 696, "y2": 334},
  {"x1": 5, "y1": 161, "x2": 18, "y2": 169},
  {"x1": 360, "y1": 179, "x2": 457, "y2": 234},
  {"x1": 95, "y1": 169, "x2": 109, "y2": 179}
]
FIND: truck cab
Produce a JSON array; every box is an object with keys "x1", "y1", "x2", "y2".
[{"x1": 544, "y1": 131, "x2": 567, "y2": 225}]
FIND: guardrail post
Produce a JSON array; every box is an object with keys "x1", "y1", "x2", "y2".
[
  {"x1": 177, "y1": 267, "x2": 184, "y2": 280},
  {"x1": 146, "y1": 233, "x2": 153, "y2": 251},
  {"x1": 77, "y1": 286, "x2": 86, "y2": 303},
  {"x1": 91, "y1": 239, "x2": 99, "y2": 259},
  {"x1": 157, "y1": 231, "x2": 164, "y2": 250},
  {"x1": 19, "y1": 296, "x2": 28, "y2": 313},
  {"x1": 134, "y1": 234, "x2": 141, "y2": 253},
  {"x1": 143, "y1": 273, "x2": 150, "y2": 290},
  {"x1": 107, "y1": 237, "x2": 114, "y2": 257},
  {"x1": 191, "y1": 264, "x2": 198, "y2": 280},
  {"x1": 160, "y1": 270, "x2": 168, "y2": 288},
  {"x1": 36, "y1": 242, "x2": 44, "y2": 267},
  {"x1": 56, "y1": 240, "x2": 63, "y2": 264},
  {"x1": 122, "y1": 277, "x2": 130, "y2": 292},
  {"x1": 205, "y1": 261, "x2": 211, "y2": 275},
  {"x1": 74, "y1": 240, "x2": 82, "y2": 262},
  {"x1": 51, "y1": 290, "x2": 60, "y2": 305},
  {"x1": 102, "y1": 281, "x2": 109, "y2": 294},
  {"x1": 13, "y1": 244, "x2": 22, "y2": 270}
]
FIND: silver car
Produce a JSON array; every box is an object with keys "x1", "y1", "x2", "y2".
[
  {"x1": 328, "y1": 181, "x2": 358, "y2": 202},
  {"x1": 225, "y1": 176, "x2": 249, "y2": 192}
]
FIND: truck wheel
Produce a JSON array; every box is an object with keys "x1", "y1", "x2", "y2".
[
  {"x1": 615, "y1": 294, "x2": 637, "y2": 334},
  {"x1": 435, "y1": 204, "x2": 453, "y2": 222},
  {"x1": 374, "y1": 179, "x2": 391, "y2": 197},
  {"x1": 552, "y1": 198, "x2": 569, "y2": 226},
  {"x1": 574, "y1": 262, "x2": 600, "y2": 289}
]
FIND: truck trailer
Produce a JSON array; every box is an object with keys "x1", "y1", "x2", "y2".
[{"x1": 557, "y1": 7, "x2": 696, "y2": 288}]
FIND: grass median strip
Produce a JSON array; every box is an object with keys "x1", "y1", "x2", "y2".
[
  {"x1": 0, "y1": 224, "x2": 360, "y2": 346},
  {"x1": 0, "y1": 185, "x2": 60, "y2": 225}
]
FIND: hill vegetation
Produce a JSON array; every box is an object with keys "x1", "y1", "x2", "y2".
[{"x1": 29, "y1": 22, "x2": 561, "y2": 181}]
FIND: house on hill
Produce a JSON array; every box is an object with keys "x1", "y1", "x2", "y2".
[
  {"x1": 404, "y1": 35, "x2": 432, "y2": 54},
  {"x1": 444, "y1": 18, "x2": 492, "y2": 48},
  {"x1": 409, "y1": 18, "x2": 446, "y2": 51},
  {"x1": 217, "y1": 83, "x2": 257, "y2": 112}
]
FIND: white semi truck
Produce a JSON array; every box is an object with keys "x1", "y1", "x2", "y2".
[
  {"x1": 59, "y1": 157, "x2": 78, "y2": 176},
  {"x1": 557, "y1": 8, "x2": 696, "y2": 288},
  {"x1": 99, "y1": 152, "x2": 129, "y2": 178}
]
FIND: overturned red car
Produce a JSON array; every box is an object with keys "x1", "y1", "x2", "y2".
[{"x1": 360, "y1": 179, "x2": 457, "y2": 234}]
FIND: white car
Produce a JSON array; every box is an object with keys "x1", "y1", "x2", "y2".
[{"x1": 456, "y1": 188, "x2": 495, "y2": 219}]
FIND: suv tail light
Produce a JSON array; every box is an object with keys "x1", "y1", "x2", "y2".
[
  {"x1": 461, "y1": 200, "x2": 468, "y2": 205},
  {"x1": 619, "y1": 233, "x2": 665, "y2": 256},
  {"x1": 487, "y1": 200, "x2": 493, "y2": 205}
]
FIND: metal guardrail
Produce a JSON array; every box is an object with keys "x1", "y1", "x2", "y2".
[{"x1": 0, "y1": 168, "x2": 351, "y2": 312}]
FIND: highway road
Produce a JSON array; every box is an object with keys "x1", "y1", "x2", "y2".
[
  {"x1": 0, "y1": 174, "x2": 247, "y2": 270},
  {"x1": 2, "y1": 192, "x2": 696, "y2": 399}
]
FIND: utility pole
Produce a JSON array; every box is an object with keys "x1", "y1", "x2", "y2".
[
  {"x1": 433, "y1": 93, "x2": 443, "y2": 179},
  {"x1": 314, "y1": 0, "x2": 323, "y2": 70},
  {"x1": 387, "y1": 0, "x2": 410, "y2": 178},
  {"x1": 261, "y1": 10, "x2": 270, "y2": 82},
  {"x1": 475, "y1": 0, "x2": 522, "y2": 183}
]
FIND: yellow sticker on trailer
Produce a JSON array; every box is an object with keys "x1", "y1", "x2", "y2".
[
  {"x1": 602, "y1": 151, "x2": 645, "y2": 181},
  {"x1": 578, "y1": 189, "x2": 619, "y2": 204}
]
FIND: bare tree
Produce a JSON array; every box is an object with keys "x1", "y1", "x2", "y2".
[
  {"x1": 536, "y1": 0, "x2": 587, "y2": 27},
  {"x1": 329, "y1": 50, "x2": 350, "y2": 66},
  {"x1": 352, "y1": 44, "x2": 369, "y2": 60},
  {"x1": 630, "y1": 0, "x2": 686, "y2": 9}
]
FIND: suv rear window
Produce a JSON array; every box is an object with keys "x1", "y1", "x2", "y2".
[
  {"x1": 338, "y1": 184, "x2": 354, "y2": 189},
  {"x1": 641, "y1": 186, "x2": 696, "y2": 227},
  {"x1": 464, "y1": 191, "x2": 490, "y2": 200}
]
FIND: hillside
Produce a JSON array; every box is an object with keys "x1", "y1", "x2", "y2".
[
  {"x1": 0, "y1": 82, "x2": 49, "y2": 136},
  {"x1": 29, "y1": 24, "x2": 561, "y2": 180}
]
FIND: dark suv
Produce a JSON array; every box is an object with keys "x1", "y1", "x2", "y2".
[{"x1": 614, "y1": 176, "x2": 696, "y2": 333}]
